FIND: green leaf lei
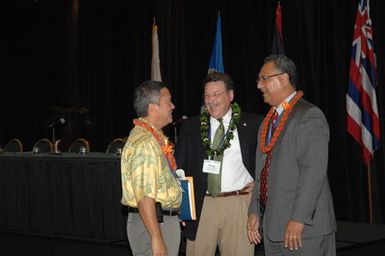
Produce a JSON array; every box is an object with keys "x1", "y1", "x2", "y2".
[{"x1": 200, "y1": 102, "x2": 241, "y2": 158}]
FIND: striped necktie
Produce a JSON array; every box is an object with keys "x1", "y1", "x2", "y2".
[{"x1": 260, "y1": 110, "x2": 278, "y2": 206}]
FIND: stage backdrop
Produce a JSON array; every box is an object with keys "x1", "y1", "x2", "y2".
[{"x1": 3, "y1": 0, "x2": 385, "y2": 224}]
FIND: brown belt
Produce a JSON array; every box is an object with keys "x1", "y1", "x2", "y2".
[{"x1": 207, "y1": 190, "x2": 249, "y2": 198}]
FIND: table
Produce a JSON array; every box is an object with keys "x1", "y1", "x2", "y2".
[{"x1": 0, "y1": 152, "x2": 127, "y2": 242}]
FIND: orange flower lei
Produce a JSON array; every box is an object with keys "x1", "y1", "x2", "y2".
[
  {"x1": 133, "y1": 118, "x2": 177, "y2": 171},
  {"x1": 259, "y1": 91, "x2": 304, "y2": 153}
]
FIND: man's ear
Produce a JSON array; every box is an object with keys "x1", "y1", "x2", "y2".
[
  {"x1": 148, "y1": 103, "x2": 157, "y2": 115},
  {"x1": 279, "y1": 73, "x2": 290, "y2": 87},
  {"x1": 229, "y1": 89, "x2": 234, "y2": 101}
]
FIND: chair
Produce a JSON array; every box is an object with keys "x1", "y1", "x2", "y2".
[
  {"x1": 106, "y1": 138, "x2": 125, "y2": 154},
  {"x1": 3, "y1": 138, "x2": 23, "y2": 152},
  {"x1": 32, "y1": 138, "x2": 53, "y2": 154},
  {"x1": 68, "y1": 138, "x2": 90, "y2": 153}
]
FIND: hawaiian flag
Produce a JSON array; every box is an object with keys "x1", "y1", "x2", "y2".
[
  {"x1": 271, "y1": 1, "x2": 285, "y2": 55},
  {"x1": 151, "y1": 19, "x2": 162, "y2": 81},
  {"x1": 346, "y1": 0, "x2": 380, "y2": 164},
  {"x1": 208, "y1": 13, "x2": 224, "y2": 74}
]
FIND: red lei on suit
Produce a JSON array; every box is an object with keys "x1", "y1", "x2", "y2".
[{"x1": 259, "y1": 91, "x2": 304, "y2": 153}]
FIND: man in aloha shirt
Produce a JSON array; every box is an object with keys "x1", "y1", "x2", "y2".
[{"x1": 121, "y1": 80, "x2": 182, "y2": 256}]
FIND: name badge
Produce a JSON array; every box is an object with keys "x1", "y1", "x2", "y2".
[{"x1": 202, "y1": 159, "x2": 221, "y2": 174}]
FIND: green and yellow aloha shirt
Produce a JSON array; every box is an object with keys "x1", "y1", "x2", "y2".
[{"x1": 120, "y1": 124, "x2": 182, "y2": 209}]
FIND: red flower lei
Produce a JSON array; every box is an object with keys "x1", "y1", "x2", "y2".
[
  {"x1": 259, "y1": 91, "x2": 304, "y2": 153},
  {"x1": 133, "y1": 118, "x2": 177, "y2": 171}
]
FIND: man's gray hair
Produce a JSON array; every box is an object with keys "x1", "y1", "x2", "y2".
[
  {"x1": 133, "y1": 80, "x2": 167, "y2": 117},
  {"x1": 264, "y1": 55, "x2": 298, "y2": 87}
]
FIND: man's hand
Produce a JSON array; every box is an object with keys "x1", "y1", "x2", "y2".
[
  {"x1": 247, "y1": 213, "x2": 262, "y2": 244},
  {"x1": 284, "y1": 220, "x2": 304, "y2": 251},
  {"x1": 151, "y1": 237, "x2": 167, "y2": 256}
]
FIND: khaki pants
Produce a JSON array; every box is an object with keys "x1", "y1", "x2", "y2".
[{"x1": 186, "y1": 194, "x2": 254, "y2": 256}]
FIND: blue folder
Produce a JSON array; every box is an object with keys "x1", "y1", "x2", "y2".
[{"x1": 179, "y1": 177, "x2": 196, "y2": 220}]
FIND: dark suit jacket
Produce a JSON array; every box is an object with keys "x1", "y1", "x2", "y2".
[
  {"x1": 175, "y1": 112, "x2": 263, "y2": 240},
  {"x1": 249, "y1": 99, "x2": 336, "y2": 242}
]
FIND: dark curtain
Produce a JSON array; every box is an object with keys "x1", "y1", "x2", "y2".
[{"x1": 3, "y1": 0, "x2": 385, "y2": 223}]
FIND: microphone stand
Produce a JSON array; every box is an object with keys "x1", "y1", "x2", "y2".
[
  {"x1": 172, "y1": 116, "x2": 187, "y2": 145},
  {"x1": 52, "y1": 126, "x2": 56, "y2": 153},
  {"x1": 174, "y1": 125, "x2": 178, "y2": 145}
]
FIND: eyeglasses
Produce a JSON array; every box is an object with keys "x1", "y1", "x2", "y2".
[
  {"x1": 256, "y1": 72, "x2": 286, "y2": 84},
  {"x1": 204, "y1": 90, "x2": 227, "y2": 99}
]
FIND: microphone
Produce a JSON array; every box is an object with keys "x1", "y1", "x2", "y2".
[
  {"x1": 173, "y1": 115, "x2": 187, "y2": 144},
  {"x1": 48, "y1": 118, "x2": 66, "y2": 128},
  {"x1": 172, "y1": 115, "x2": 188, "y2": 126}
]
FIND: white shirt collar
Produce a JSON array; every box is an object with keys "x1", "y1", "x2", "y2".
[
  {"x1": 274, "y1": 91, "x2": 297, "y2": 115},
  {"x1": 210, "y1": 107, "x2": 232, "y2": 127}
]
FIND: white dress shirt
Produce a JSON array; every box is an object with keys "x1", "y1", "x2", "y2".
[{"x1": 209, "y1": 108, "x2": 253, "y2": 192}]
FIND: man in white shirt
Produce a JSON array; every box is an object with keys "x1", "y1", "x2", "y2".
[{"x1": 175, "y1": 72, "x2": 263, "y2": 256}]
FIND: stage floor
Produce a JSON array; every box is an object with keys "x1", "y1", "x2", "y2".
[{"x1": 1, "y1": 221, "x2": 385, "y2": 256}]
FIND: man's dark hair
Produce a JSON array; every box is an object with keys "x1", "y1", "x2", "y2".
[
  {"x1": 203, "y1": 72, "x2": 234, "y2": 91},
  {"x1": 133, "y1": 80, "x2": 167, "y2": 117},
  {"x1": 264, "y1": 55, "x2": 298, "y2": 87}
]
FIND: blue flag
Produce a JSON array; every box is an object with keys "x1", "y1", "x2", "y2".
[{"x1": 208, "y1": 14, "x2": 224, "y2": 74}]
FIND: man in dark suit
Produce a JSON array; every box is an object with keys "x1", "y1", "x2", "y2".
[
  {"x1": 175, "y1": 72, "x2": 263, "y2": 256},
  {"x1": 248, "y1": 55, "x2": 336, "y2": 255}
]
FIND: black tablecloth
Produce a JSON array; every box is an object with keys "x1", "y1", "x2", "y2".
[{"x1": 0, "y1": 152, "x2": 127, "y2": 241}]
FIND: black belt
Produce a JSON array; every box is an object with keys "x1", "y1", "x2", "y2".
[{"x1": 128, "y1": 207, "x2": 179, "y2": 216}]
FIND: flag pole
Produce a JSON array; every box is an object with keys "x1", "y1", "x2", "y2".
[{"x1": 367, "y1": 163, "x2": 373, "y2": 223}]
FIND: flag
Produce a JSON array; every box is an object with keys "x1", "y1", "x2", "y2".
[
  {"x1": 208, "y1": 13, "x2": 224, "y2": 74},
  {"x1": 151, "y1": 19, "x2": 162, "y2": 81},
  {"x1": 346, "y1": 0, "x2": 380, "y2": 164},
  {"x1": 271, "y1": 1, "x2": 285, "y2": 55}
]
